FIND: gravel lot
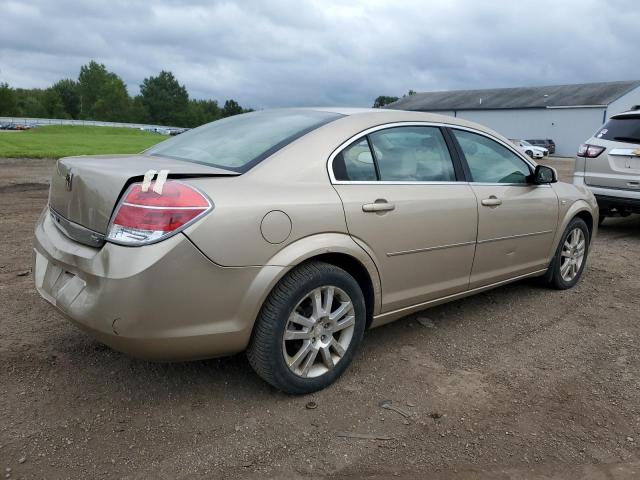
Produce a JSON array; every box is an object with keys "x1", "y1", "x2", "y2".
[{"x1": 1, "y1": 157, "x2": 639, "y2": 479}]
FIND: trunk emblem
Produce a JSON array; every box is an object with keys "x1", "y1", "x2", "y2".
[{"x1": 65, "y1": 172, "x2": 74, "y2": 191}]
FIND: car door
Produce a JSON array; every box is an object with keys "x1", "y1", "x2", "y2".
[
  {"x1": 449, "y1": 128, "x2": 559, "y2": 288},
  {"x1": 330, "y1": 124, "x2": 478, "y2": 313}
]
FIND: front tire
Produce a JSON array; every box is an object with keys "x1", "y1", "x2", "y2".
[
  {"x1": 545, "y1": 217, "x2": 590, "y2": 290},
  {"x1": 247, "y1": 261, "x2": 366, "y2": 394},
  {"x1": 525, "y1": 150, "x2": 533, "y2": 158}
]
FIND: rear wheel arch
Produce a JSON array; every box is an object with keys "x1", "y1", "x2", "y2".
[{"x1": 305, "y1": 253, "x2": 375, "y2": 329}]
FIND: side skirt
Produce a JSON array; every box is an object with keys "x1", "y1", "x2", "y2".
[{"x1": 370, "y1": 268, "x2": 548, "y2": 328}]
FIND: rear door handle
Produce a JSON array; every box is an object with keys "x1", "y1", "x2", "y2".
[
  {"x1": 481, "y1": 196, "x2": 502, "y2": 207},
  {"x1": 362, "y1": 201, "x2": 395, "y2": 212}
]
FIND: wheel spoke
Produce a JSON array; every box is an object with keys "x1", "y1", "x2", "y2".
[
  {"x1": 561, "y1": 250, "x2": 572, "y2": 258},
  {"x1": 288, "y1": 340, "x2": 312, "y2": 369},
  {"x1": 560, "y1": 260, "x2": 571, "y2": 276},
  {"x1": 289, "y1": 313, "x2": 315, "y2": 328},
  {"x1": 320, "y1": 346, "x2": 334, "y2": 369},
  {"x1": 323, "y1": 286, "x2": 334, "y2": 315},
  {"x1": 312, "y1": 288, "x2": 323, "y2": 318},
  {"x1": 284, "y1": 329, "x2": 312, "y2": 341},
  {"x1": 334, "y1": 315, "x2": 355, "y2": 332},
  {"x1": 329, "y1": 301, "x2": 352, "y2": 321},
  {"x1": 330, "y1": 338, "x2": 346, "y2": 357},
  {"x1": 570, "y1": 230, "x2": 579, "y2": 247},
  {"x1": 300, "y1": 347, "x2": 319, "y2": 377}
]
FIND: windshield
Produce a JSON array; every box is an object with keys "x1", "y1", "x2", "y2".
[
  {"x1": 595, "y1": 115, "x2": 640, "y2": 145},
  {"x1": 520, "y1": 140, "x2": 532, "y2": 146},
  {"x1": 147, "y1": 109, "x2": 344, "y2": 172}
]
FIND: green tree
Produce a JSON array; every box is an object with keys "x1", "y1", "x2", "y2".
[
  {"x1": 221, "y1": 99, "x2": 244, "y2": 117},
  {"x1": 93, "y1": 76, "x2": 131, "y2": 122},
  {"x1": 372, "y1": 95, "x2": 399, "y2": 108},
  {"x1": 52, "y1": 79, "x2": 80, "y2": 118},
  {"x1": 139, "y1": 71, "x2": 189, "y2": 126},
  {"x1": 78, "y1": 61, "x2": 110, "y2": 118},
  {"x1": 129, "y1": 95, "x2": 150, "y2": 124},
  {"x1": 185, "y1": 99, "x2": 221, "y2": 127},
  {"x1": 0, "y1": 83, "x2": 17, "y2": 116},
  {"x1": 19, "y1": 96, "x2": 47, "y2": 117},
  {"x1": 41, "y1": 88, "x2": 66, "y2": 118}
]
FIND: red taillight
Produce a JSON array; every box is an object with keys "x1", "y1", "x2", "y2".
[
  {"x1": 577, "y1": 144, "x2": 605, "y2": 158},
  {"x1": 106, "y1": 181, "x2": 211, "y2": 245}
]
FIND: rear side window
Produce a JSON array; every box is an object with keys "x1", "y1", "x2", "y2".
[
  {"x1": 595, "y1": 116, "x2": 640, "y2": 144},
  {"x1": 147, "y1": 110, "x2": 343, "y2": 172},
  {"x1": 452, "y1": 129, "x2": 531, "y2": 184},
  {"x1": 369, "y1": 127, "x2": 455, "y2": 181},
  {"x1": 332, "y1": 126, "x2": 456, "y2": 182},
  {"x1": 333, "y1": 139, "x2": 377, "y2": 181}
]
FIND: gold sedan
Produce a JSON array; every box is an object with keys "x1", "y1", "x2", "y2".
[{"x1": 34, "y1": 108, "x2": 598, "y2": 393}]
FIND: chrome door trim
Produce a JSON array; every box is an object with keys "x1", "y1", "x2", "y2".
[
  {"x1": 477, "y1": 229, "x2": 553, "y2": 245},
  {"x1": 387, "y1": 240, "x2": 476, "y2": 257},
  {"x1": 326, "y1": 121, "x2": 537, "y2": 185}
]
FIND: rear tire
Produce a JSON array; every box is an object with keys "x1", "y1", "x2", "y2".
[
  {"x1": 247, "y1": 261, "x2": 366, "y2": 394},
  {"x1": 544, "y1": 217, "x2": 590, "y2": 290}
]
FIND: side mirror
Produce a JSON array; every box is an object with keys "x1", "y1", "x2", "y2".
[{"x1": 530, "y1": 165, "x2": 557, "y2": 184}]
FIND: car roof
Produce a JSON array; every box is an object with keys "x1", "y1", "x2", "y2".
[
  {"x1": 611, "y1": 109, "x2": 640, "y2": 119},
  {"x1": 283, "y1": 106, "x2": 504, "y2": 137}
]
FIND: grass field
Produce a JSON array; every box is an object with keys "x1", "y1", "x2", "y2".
[{"x1": 0, "y1": 125, "x2": 167, "y2": 159}]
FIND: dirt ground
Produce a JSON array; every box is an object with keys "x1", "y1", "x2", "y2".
[{"x1": 1, "y1": 157, "x2": 639, "y2": 479}]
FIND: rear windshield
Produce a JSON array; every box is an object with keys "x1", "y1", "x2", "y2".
[
  {"x1": 595, "y1": 115, "x2": 640, "y2": 145},
  {"x1": 147, "y1": 110, "x2": 343, "y2": 172}
]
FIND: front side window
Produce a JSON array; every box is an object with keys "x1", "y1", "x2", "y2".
[
  {"x1": 147, "y1": 109, "x2": 343, "y2": 172},
  {"x1": 452, "y1": 129, "x2": 531, "y2": 184}
]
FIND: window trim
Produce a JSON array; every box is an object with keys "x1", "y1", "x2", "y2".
[
  {"x1": 446, "y1": 126, "x2": 537, "y2": 186},
  {"x1": 327, "y1": 121, "x2": 537, "y2": 185}
]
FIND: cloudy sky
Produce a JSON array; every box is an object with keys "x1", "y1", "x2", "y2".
[{"x1": 1, "y1": 0, "x2": 638, "y2": 108}]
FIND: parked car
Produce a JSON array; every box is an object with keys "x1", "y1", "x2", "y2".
[
  {"x1": 509, "y1": 139, "x2": 548, "y2": 159},
  {"x1": 526, "y1": 139, "x2": 556, "y2": 154},
  {"x1": 34, "y1": 109, "x2": 598, "y2": 393},
  {"x1": 574, "y1": 109, "x2": 640, "y2": 224}
]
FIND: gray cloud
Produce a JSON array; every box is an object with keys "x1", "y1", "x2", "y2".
[{"x1": 1, "y1": 0, "x2": 639, "y2": 108}]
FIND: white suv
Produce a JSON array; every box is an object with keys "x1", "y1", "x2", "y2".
[{"x1": 574, "y1": 110, "x2": 640, "y2": 223}]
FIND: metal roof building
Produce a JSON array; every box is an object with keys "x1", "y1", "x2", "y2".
[{"x1": 387, "y1": 80, "x2": 640, "y2": 156}]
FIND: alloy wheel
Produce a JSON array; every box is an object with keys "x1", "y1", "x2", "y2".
[
  {"x1": 282, "y1": 286, "x2": 355, "y2": 378},
  {"x1": 560, "y1": 227, "x2": 586, "y2": 282}
]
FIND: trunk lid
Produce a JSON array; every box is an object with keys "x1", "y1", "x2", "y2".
[{"x1": 49, "y1": 154, "x2": 238, "y2": 236}]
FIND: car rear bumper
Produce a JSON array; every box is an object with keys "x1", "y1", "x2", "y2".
[
  {"x1": 33, "y1": 208, "x2": 287, "y2": 361},
  {"x1": 594, "y1": 194, "x2": 640, "y2": 213},
  {"x1": 574, "y1": 175, "x2": 640, "y2": 213}
]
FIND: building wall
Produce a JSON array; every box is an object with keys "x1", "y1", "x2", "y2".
[
  {"x1": 607, "y1": 86, "x2": 640, "y2": 117},
  {"x1": 440, "y1": 107, "x2": 606, "y2": 156}
]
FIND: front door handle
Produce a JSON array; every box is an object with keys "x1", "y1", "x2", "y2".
[
  {"x1": 362, "y1": 201, "x2": 396, "y2": 213},
  {"x1": 481, "y1": 196, "x2": 502, "y2": 207}
]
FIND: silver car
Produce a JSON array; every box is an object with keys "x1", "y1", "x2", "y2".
[{"x1": 574, "y1": 109, "x2": 640, "y2": 223}]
